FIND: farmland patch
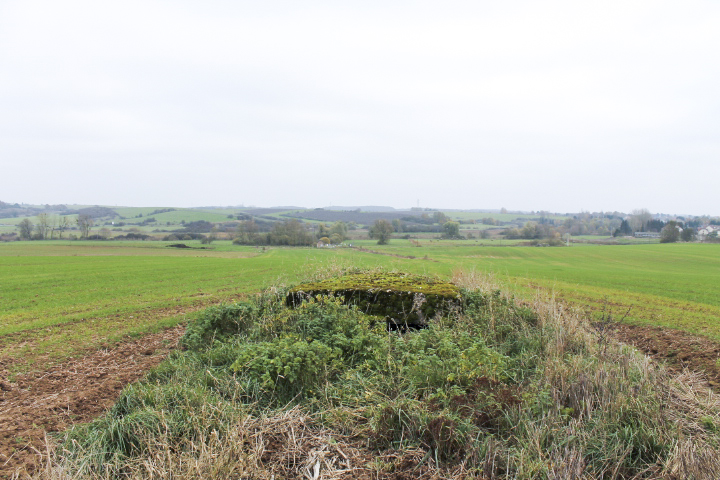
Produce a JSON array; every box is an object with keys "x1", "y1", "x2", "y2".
[{"x1": 0, "y1": 326, "x2": 184, "y2": 477}]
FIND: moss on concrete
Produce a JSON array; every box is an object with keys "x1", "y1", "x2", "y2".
[{"x1": 287, "y1": 272, "x2": 462, "y2": 327}]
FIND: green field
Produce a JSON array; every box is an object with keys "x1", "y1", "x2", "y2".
[
  {"x1": 0, "y1": 242, "x2": 406, "y2": 371},
  {"x1": 2, "y1": 240, "x2": 719, "y2": 373},
  {"x1": 368, "y1": 240, "x2": 720, "y2": 336}
]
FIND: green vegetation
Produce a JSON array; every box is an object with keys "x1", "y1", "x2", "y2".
[
  {"x1": 368, "y1": 219, "x2": 394, "y2": 244},
  {"x1": 45, "y1": 274, "x2": 720, "y2": 478},
  {"x1": 232, "y1": 219, "x2": 316, "y2": 246}
]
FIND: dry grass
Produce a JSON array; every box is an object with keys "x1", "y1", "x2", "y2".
[
  {"x1": 29, "y1": 406, "x2": 456, "y2": 480},
  {"x1": 453, "y1": 269, "x2": 720, "y2": 479}
]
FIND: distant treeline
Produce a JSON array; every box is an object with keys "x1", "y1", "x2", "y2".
[
  {"x1": 283, "y1": 209, "x2": 424, "y2": 224},
  {"x1": 502, "y1": 212, "x2": 704, "y2": 244},
  {"x1": 233, "y1": 219, "x2": 316, "y2": 246}
]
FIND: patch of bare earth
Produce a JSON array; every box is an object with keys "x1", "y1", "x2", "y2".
[
  {"x1": 352, "y1": 246, "x2": 437, "y2": 261},
  {"x1": 0, "y1": 326, "x2": 184, "y2": 479},
  {"x1": 611, "y1": 323, "x2": 720, "y2": 389}
]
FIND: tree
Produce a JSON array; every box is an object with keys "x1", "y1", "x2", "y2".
[
  {"x1": 18, "y1": 218, "x2": 33, "y2": 239},
  {"x1": 202, "y1": 227, "x2": 219, "y2": 244},
  {"x1": 317, "y1": 223, "x2": 331, "y2": 238},
  {"x1": 442, "y1": 221, "x2": 460, "y2": 237},
  {"x1": 503, "y1": 227, "x2": 521, "y2": 239},
  {"x1": 57, "y1": 216, "x2": 70, "y2": 238},
  {"x1": 77, "y1": 214, "x2": 94, "y2": 239},
  {"x1": 329, "y1": 221, "x2": 347, "y2": 241},
  {"x1": 629, "y1": 209, "x2": 652, "y2": 232},
  {"x1": 681, "y1": 227, "x2": 696, "y2": 242},
  {"x1": 432, "y1": 212, "x2": 449, "y2": 224},
  {"x1": 236, "y1": 220, "x2": 260, "y2": 245},
  {"x1": 613, "y1": 219, "x2": 633, "y2": 237},
  {"x1": 645, "y1": 219, "x2": 665, "y2": 233},
  {"x1": 36, "y1": 213, "x2": 50, "y2": 239},
  {"x1": 48, "y1": 215, "x2": 58, "y2": 239},
  {"x1": 369, "y1": 219, "x2": 394, "y2": 245},
  {"x1": 268, "y1": 219, "x2": 314, "y2": 246},
  {"x1": 521, "y1": 222, "x2": 538, "y2": 239},
  {"x1": 660, "y1": 221, "x2": 680, "y2": 243}
]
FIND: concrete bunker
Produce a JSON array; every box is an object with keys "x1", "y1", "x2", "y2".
[{"x1": 286, "y1": 272, "x2": 462, "y2": 330}]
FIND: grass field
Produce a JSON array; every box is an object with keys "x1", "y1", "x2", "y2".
[
  {"x1": 368, "y1": 240, "x2": 720, "y2": 337},
  {"x1": 0, "y1": 242, "x2": 406, "y2": 372},
  {"x1": 2, "y1": 240, "x2": 719, "y2": 374}
]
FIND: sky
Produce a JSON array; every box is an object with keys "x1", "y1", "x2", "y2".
[{"x1": 1, "y1": 1, "x2": 719, "y2": 215}]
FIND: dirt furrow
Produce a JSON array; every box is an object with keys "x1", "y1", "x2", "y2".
[{"x1": 0, "y1": 326, "x2": 185, "y2": 478}]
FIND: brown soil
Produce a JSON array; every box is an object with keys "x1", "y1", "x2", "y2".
[
  {"x1": 0, "y1": 326, "x2": 185, "y2": 479},
  {"x1": 352, "y1": 246, "x2": 438, "y2": 262},
  {"x1": 611, "y1": 323, "x2": 720, "y2": 389}
]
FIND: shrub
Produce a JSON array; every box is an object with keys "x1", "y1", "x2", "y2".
[
  {"x1": 231, "y1": 336, "x2": 339, "y2": 399},
  {"x1": 180, "y1": 303, "x2": 259, "y2": 350}
]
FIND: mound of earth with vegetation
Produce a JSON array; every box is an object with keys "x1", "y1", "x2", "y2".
[
  {"x1": 287, "y1": 272, "x2": 462, "y2": 329},
  {"x1": 36, "y1": 272, "x2": 720, "y2": 479}
]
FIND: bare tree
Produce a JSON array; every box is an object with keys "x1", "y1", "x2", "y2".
[
  {"x1": 629, "y1": 209, "x2": 652, "y2": 232},
  {"x1": 57, "y1": 216, "x2": 70, "y2": 238},
  {"x1": 48, "y1": 215, "x2": 58, "y2": 239},
  {"x1": 77, "y1": 214, "x2": 94, "y2": 239},
  {"x1": 36, "y1": 213, "x2": 50, "y2": 239}
]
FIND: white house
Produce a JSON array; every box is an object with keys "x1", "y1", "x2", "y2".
[{"x1": 698, "y1": 225, "x2": 719, "y2": 240}]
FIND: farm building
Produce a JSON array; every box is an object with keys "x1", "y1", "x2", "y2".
[{"x1": 634, "y1": 232, "x2": 661, "y2": 238}]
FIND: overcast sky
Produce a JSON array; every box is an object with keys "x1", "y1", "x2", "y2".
[{"x1": 1, "y1": 1, "x2": 719, "y2": 215}]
